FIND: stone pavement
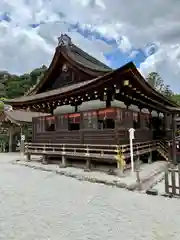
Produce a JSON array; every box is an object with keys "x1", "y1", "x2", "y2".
[
  {"x1": 0, "y1": 153, "x2": 179, "y2": 239},
  {"x1": 14, "y1": 155, "x2": 167, "y2": 191}
]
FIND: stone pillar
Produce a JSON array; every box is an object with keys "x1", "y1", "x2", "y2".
[
  {"x1": 60, "y1": 155, "x2": 67, "y2": 168},
  {"x1": 172, "y1": 113, "x2": 177, "y2": 164},
  {"x1": 62, "y1": 155, "x2": 67, "y2": 167},
  {"x1": 85, "y1": 158, "x2": 91, "y2": 171},
  {"x1": 148, "y1": 151, "x2": 152, "y2": 164},
  {"x1": 26, "y1": 154, "x2": 31, "y2": 161}
]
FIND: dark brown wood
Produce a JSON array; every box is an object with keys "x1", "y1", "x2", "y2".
[
  {"x1": 31, "y1": 105, "x2": 155, "y2": 146},
  {"x1": 164, "y1": 170, "x2": 169, "y2": 194}
]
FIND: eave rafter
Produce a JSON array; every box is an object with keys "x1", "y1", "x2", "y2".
[
  {"x1": 5, "y1": 62, "x2": 180, "y2": 114},
  {"x1": 13, "y1": 78, "x2": 169, "y2": 114}
]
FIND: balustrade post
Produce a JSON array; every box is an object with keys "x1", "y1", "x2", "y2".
[
  {"x1": 100, "y1": 149, "x2": 104, "y2": 156},
  {"x1": 62, "y1": 144, "x2": 66, "y2": 155},
  {"x1": 85, "y1": 145, "x2": 90, "y2": 156},
  {"x1": 60, "y1": 145, "x2": 67, "y2": 168}
]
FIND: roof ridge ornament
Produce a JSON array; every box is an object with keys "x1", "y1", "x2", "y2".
[{"x1": 58, "y1": 33, "x2": 72, "y2": 47}]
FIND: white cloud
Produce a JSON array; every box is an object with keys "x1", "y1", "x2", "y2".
[{"x1": 0, "y1": 0, "x2": 180, "y2": 92}]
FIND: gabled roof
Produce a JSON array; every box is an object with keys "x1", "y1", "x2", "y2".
[
  {"x1": 67, "y1": 43, "x2": 111, "y2": 72},
  {"x1": 27, "y1": 34, "x2": 112, "y2": 95}
]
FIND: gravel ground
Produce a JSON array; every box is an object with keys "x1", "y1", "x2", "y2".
[{"x1": 0, "y1": 153, "x2": 180, "y2": 240}]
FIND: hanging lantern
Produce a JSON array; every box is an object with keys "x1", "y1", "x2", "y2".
[{"x1": 123, "y1": 80, "x2": 129, "y2": 86}]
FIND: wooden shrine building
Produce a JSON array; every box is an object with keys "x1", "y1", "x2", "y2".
[
  {"x1": 0, "y1": 109, "x2": 48, "y2": 152},
  {"x1": 4, "y1": 33, "x2": 180, "y2": 167}
]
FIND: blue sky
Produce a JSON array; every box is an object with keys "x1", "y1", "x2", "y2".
[
  {"x1": 71, "y1": 23, "x2": 147, "y2": 69},
  {"x1": 0, "y1": 2, "x2": 180, "y2": 93},
  {"x1": 25, "y1": 20, "x2": 148, "y2": 70},
  {"x1": 0, "y1": 11, "x2": 148, "y2": 70}
]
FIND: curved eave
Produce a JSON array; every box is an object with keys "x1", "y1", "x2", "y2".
[
  {"x1": 4, "y1": 110, "x2": 49, "y2": 123},
  {"x1": 4, "y1": 70, "x2": 115, "y2": 107},
  {"x1": 129, "y1": 62, "x2": 179, "y2": 108},
  {"x1": 27, "y1": 48, "x2": 60, "y2": 95},
  {"x1": 5, "y1": 62, "x2": 180, "y2": 112}
]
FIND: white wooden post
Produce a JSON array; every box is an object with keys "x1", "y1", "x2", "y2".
[
  {"x1": 20, "y1": 126, "x2": 25, "y2": 161},
  {"x1": 129, "y1": 128, "x2": 135, "y2": 174}
]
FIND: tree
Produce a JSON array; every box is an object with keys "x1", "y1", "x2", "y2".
[
  {"x1": 0, "y1": 65, "x2": 47, "y2": 99},
  {"x1": 0, "y1": 101, "x2": 4, "y2": 112},
  {"x1": 171, "y1": 94, "x2": 180, "y2": 104},
  {"x1": 146, "y1": 72, "x2": 174, "y2": 100},
  {"x1": 146, "y1": 72, "x2": 165, "y2": 93},
  {"x1": 163, "y1": 84, "x2": 173, "y2": 100}
]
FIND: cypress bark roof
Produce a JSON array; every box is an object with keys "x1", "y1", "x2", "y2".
[
  {"x1": 26, "y1": 34, "x2": 112, "y2": 95},
  {"x1": 0, "y1": 110, "x2": 49, "y2": 124}
]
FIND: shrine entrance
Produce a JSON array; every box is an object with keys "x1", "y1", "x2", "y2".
[{"x1": 152, "y1": 117, "x2": 164, "y2": 140}]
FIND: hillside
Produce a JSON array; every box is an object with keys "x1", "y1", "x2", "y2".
[{"x1": 0, "y1": 65, "x2": 47, "y2": 99}]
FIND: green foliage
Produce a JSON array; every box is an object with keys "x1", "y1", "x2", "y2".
[
  {"x1": 0, "y1": 101, "x2": 4, "y2": 112},
  {"x1": 146, "y1": 72, "x2": 173, "y2": 98},
  {"x1": 146, "y1": 72, "x2": 179, "y2": 103},
  {"x1": 0, "y1": 65, "x2": 47, "y2": 99}
]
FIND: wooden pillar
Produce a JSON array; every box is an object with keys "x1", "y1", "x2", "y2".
[
  {"x1": 172, "y1": 113, "x2": 177, "y2": 164},
  {"x1": 8, "y1": 126, "x2": 13, "y2": 152},
  {"x1": 139, "y1": 108, "x2": 143, "y2": 128},
  {"x1": 164, "y1": 113, "x2": 168, "y2": 131},
  {"x1": 106, "y1": 99, "x2": 111, "y2": 108},
  {"x1": 163, "y1": 113, "x2": 170, "y2": 139},
  {"x1": 75, "y1": 105, "x2": 78, "y2": 112}
]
